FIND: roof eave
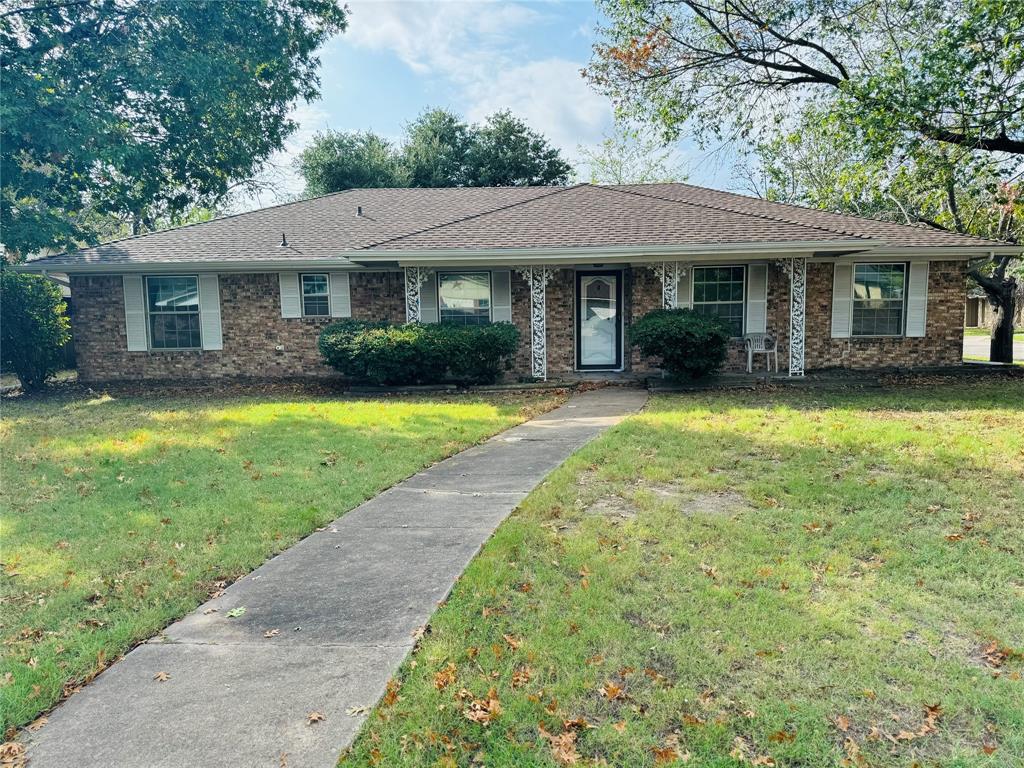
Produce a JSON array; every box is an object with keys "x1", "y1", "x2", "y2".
[
  {"x1": 350, "y1": 240, "x2": 880, "y2": 266},
  {"x1": 13, "y1": 257, "x2": 370, "y2": 275}
]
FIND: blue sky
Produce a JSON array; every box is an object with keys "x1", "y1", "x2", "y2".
[{"x1": 244, "y1": 0, "x2": 736, "y2": 208}]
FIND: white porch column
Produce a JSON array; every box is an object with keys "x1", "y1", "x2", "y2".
[
  {"x1": 514, "y1": 266, "x2": 555, "y2": 380},
  {"x1": 786, "y1": 257, "x2": 807, "y2": 376},
  {"x1": 404, "y1": 266, "x2": 430, "y2": 323},
  {"x1": 648, "y1": 262, "x2": 690, "y2": 308}
]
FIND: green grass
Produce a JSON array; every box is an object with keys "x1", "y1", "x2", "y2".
[
  {"x1": 0, "y1": 389, "x2": 562, "y2": 733},
  {"x1": 962, "y1": 327, "x2": 1024, "y2": 340},
  {"x1": 340, "y1": 383, "x2": 1024, "y2": 767}
]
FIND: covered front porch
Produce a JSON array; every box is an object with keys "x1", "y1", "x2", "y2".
[{"x1": 398, "y1": 258, "x2": 809, "y2": 381}]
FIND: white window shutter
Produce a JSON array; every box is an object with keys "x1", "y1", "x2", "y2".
[
  {"x1": 198, "y1": 274, "x2": 223, "y2": 350},
  {"x1": 420, "y1": 273, "x2": 439, "y2": 323},
  {"x1": 745, "y1": 263, "x2": 768, "y2": 333},
  {"x1": 279, "y1": 273, "x2": 301, "y2": 318},
  {"x1": 906, "y1": 261, "x2": 929, "y2": 337},
  {"x1": 831, "y1": 262, "x2": 853, "y2": 338},
  {"x1": 122, "y1": 275, "x2": 148, "y2": 351},
  {"x1": 329, "y1": 272, "x2": 351, "y2": 318},
  {"x1": 676, "y1": 268, "x2": 691, "y2": 309},
  {"x1": 491, "y1": 270, "x2": 512, "y2": 322}
]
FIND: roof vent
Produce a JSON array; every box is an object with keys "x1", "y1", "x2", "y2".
[
  {"x1": 279, "y1": 232, "x2": 288, "y2": 247},
  {"x1": 357, "y1": 206, "x2": 363, "y2": 217}
]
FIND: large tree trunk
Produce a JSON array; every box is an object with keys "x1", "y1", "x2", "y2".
[{"x1": 989, "y1": 287, "x2": 1016, "y2": 364}]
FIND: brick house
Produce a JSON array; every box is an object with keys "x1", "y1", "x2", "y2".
[{"x1": 19, "y1": 183, "x2": 1019, "y2": 383}]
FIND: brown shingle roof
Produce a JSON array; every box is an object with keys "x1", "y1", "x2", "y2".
[{"x1": 26, "y1": 183, "x2": 1012, "y2": 269}]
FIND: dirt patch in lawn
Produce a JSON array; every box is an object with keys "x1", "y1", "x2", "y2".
[
  {"x1": 584, "y1": 495, "x2": 638, "y2": 521},
  {"x1": 644, "y1": 485, "x2": 754, "y2": 517}
]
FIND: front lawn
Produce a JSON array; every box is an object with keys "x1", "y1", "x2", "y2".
[
  {"x1": 341, "y1": 383, "x2": 1024, "y2": 767},
  {"x1": 0, "y1": 389, "x2": 562, "y2": 733}
]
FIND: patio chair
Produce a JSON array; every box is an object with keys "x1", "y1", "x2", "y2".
[{"x1": 744, "y1": 332, "x2": 778, "y2": 374}]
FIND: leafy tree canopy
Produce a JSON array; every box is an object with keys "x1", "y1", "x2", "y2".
[
  {"x1": 578, "y1": 122, "x2": 687, "y2": 184},
  {"x1": 295, "y1": 108, "x2": 573, "y2": 194},
  {"x1": 1, "y1": 0, "x2": 347, "y2": 260}
]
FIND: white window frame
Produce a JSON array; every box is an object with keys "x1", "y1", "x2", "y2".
[
  {"x1": 851, "y1": 262, "x2": 908, "y2": 338},
  {"x1": 436, "y1": 271, "x2": 492, "y2": 325},
  {"x1": 690, "y1": 265, "x2": 747, "y2": 337},
  {"x1": 300, "y1": 273, "x2": 331, "y2": 318},
  {"x1": 145, "y1": 274, "x2": 202, "y2": 351}
]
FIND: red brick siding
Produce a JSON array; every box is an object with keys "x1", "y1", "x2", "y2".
[{"x1": 70, "y1": 272, "x2": 405, "y2": 383}]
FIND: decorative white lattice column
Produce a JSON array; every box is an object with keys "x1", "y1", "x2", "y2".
[
  {"x1": 404, "y1": 266, "x2": 431, "y2": 323},
  {"x1": 785, "y1": 257, "x2": 807, "y2": 376},
  {"x1": 514, "y1": 266, "x2": 555, "y2": 380},
  {"x1": 648, "y1": 262, "x2": 689, "y2": 308}
]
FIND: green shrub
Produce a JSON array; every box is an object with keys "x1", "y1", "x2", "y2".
[
  {"x1": 318, "y1": 320, "x2": 519, "y2": 386},
  {"x1": 628, "y1": 308, "x2": 731, "y2": 379},
  {"x1": 0, "y1": 270, "x2": 72, "y2": 391}
]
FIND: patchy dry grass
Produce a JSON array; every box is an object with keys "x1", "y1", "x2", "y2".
[
  {"x1": 0, "y1": 389, "x2": 562, "y2": 733},
  {"x1": 340, "y1": 383, "x2": 1024, "y2": 767}
]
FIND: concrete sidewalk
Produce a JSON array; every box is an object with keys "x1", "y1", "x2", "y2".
[{"x1": 25, "y1": 387, "x2": 648, "y2": 768}]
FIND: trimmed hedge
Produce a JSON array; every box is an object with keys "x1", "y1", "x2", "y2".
[
  {"x1": 629, "y1": 308, "x2": 731, "y2": 379},
  {"x1": 319, "y1": 320, "x2": 519, "y2": 386},
  {"x1": 1, "y1": 270, "x2": 72, "y2": 392}
]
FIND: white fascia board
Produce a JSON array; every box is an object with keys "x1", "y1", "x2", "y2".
[
  {"x1": 812, "y1": 245, "x2": 1022, "y2": 262},
  {"x1": 349, "y1": 240, "x2": 881, "y2": 267}
]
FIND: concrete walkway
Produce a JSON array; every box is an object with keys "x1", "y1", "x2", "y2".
[{"x1": 26, "y1": 388, "x2": 648, "y2": 768}]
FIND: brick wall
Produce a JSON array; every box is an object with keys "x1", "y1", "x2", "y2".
[
  {"x1": 804, "y1": 260, "x2": 965, "y2": 369},
  {"x1": 70, "y1": 272, "x2": 405, "y2": 383},
  {"x1": 71, "y1": 261, "x2": 966, "y2": 383}
]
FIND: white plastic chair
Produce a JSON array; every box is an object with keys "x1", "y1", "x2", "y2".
[{"x1": 744, "y1": 333, "x2": 778, "y2": 374}]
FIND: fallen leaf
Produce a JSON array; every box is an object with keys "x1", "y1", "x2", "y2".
[
  {"x1": 434, "y1": 662, "x2": 458, "y2": 691},
  {"x1": 511, "y1": 665, "x2": 532, "y2": 689},
  {"x1": 346, "y1": 705, "x2": 369, "y2": 716},
  {"x1": 751, "y1": 756, "x2": 776, "y2": 766},
  {"x1": 599, "y1": 681, "x2": 625, "y2": 700},
  {"x1": 539, "y1": 724, "x2": 579, "y2": 765},
  {"x1": 612, "y1": 721, "x2": 626, "y2": 733},
  {"x1": 462, "y1": 688, "x2": 502, "y2": 725},
  {"x1": 26, "y1": 716, "x2": 48, "y2": 732},
  {"x1": 562, "y1": 717, "x2": 592, "y2": 731},
  {"x1": 307, "y1": 711, "x2": 325, "y2": 725},
  {"x1": 769, "y1": 730, "x2": 796, "y2": 742},
  {"x1": 26, "y1": 658, "x2": 37, "y2": 669},
  {"x1": 503, "y1": 634, "x2": 522, "y2": 651},
  {"x1": 382, "y1": 679, "x2": 400, "y2": 706},
  {"x1": 652, "y1": 746, "x2": 680, "y2": 764},
  {"x1": 263, "y1": 629, "x2": 280, "y2": 638},
  {"x1": 153, "y1": 671, "x2": 171, "y2": 682},
  {"x1": 225, "y1": 607, "x2": 246, "y2": 618},
  {"x1": 836, "y1": 715, "x2": 851, "y2": 732}
]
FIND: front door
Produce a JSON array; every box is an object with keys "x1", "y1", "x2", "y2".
[{"x1": 576, "y1": 271, "x2": 622, "y2": 370}]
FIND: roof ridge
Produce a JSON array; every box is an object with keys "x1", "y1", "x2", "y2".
[
  {"x1": 358, "y1": 184, "x2": 586, "y2": 250},
  {"x1": 600, "y1": 184, "x2": 871, "y2": 242},
  {"x1": 623, "y1": 183, "x2": 1004, "y2": 245}
]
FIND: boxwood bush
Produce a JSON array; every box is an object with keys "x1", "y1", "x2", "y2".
[
  {"x1": 629, "y1": 308, "x2": 731, "y2": 379},
  {"x1": 319, "y1": 320, "x2": 519, "y2": 386}
]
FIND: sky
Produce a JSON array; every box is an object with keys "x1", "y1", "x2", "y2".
[{"x1": 241, "y1": 0, "x2": 737, "y2": 210}]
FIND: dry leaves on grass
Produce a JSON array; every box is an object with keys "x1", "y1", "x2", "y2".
[
  {"x1": 381, "y1": 679, "x2": 401, "y2": 707},
  {"x1": 434, "y1": 662, "x2": 458, "y2": 691},
  {"x1": 538, "y1": 724, "x2": 580, "y2": 765},
  {"x1": 462, "y1": 687, "x2": 502, "y2": 725},
  {"x1": 511, "y1": 665, "x2": 533, "y2": 689}
]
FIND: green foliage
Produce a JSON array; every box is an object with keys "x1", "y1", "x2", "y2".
[
  {"x1": 296, "y1": 132, "x2": 408, "y2": 195},
  {"x1": 1, "y1": 0, "x2": 347, "y2": 259},
  {"x1": 319, "y1": 320, "x2": 520, "y2": 386},
  {"x1": 0, "y1": 271, "x2": 72, "y2": 391},
  {"x1": 578, "y1": 122, "x2": 686, "y2": 184},
  {"x1": 628, "y1": 308, "x2": 730, "y2": 379},
  {"x1": 295, "y1": 108, "x2": 572, "y2": 195}
]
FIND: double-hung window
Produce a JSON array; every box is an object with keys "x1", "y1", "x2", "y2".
[
  {"x1": 146, "y1": 275, "x2": 201, "y2": 349},
  {"x1": 301, "y1": 273, "x2": 330, "y2": 317},
  {"x1": 691, "y1": 266, "x2": 745, "y2": 336},
  {"x1": 438, "y1": 272, "x2": 491, "y2": 325},
  {"x1": 852, "y1": 263, "x2": 906, "y2": 336}
]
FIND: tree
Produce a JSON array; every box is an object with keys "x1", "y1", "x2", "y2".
[
  {"x1": 296, "y1": 132, "x2": 408, "y2": 195},
  {"x1": 295, "y1": 108, "x2": 572, "y2": 195},
  {"x1": 464, "y1": 111, "x2": 573, "y2": 187},
  {"x1": 578, "y1": 123, "x2": 687, "y2": 184},
  {"x1": 402, "y1": 108, "x2": 473, "y2": 187},
  {"x1": 0, "y1": 271, "x2": 71, "y2": 392},
  {"x1": 1, "y1": 0, "x2": 347, "y2": 260},
  {"x1": 588, "y1": 0, "x2": 1024, "y2": 362}
]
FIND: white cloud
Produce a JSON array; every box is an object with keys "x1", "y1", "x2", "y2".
[{"x1": 346, "y1": 0, "x2": 613, "y2": 162}]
